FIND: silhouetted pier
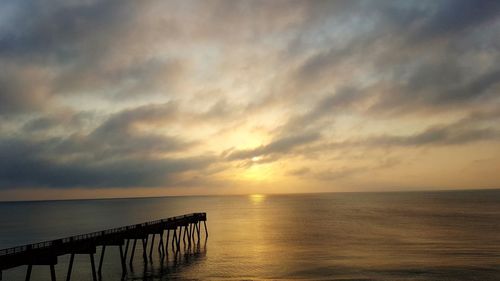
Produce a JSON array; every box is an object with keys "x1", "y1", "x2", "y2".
[{"x1": 0, "y1": 212, "x2": 207, "y2": 280}]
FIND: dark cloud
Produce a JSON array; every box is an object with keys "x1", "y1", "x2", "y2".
[
  {"x1": 0, "y1": 100, "x2": 217, "y2": 189},
  {"x1": 301, "y1": 111, "x2": 500, "y2": 154},
  {"x1": 281, "y1": 87, "x2": 362, "y2": 133},
  {"x1": 411, "y1": 0, "x2": 500, "y2": 42},
  {"x1": 22, "y1": 111, "x2": 94, "y2": 133},
  {"x1": 367, "y1": 126, "x2": 500, "y2": 147},
  {"x1": 367, "y1": 109, "x2": 500, "y2": 147},
  {"x1": 0, "y1": 136, "x2": 214, "y2": 188},
  {"x1": 0, "y1": 0, "x2": 138, "y2": 59},
  {"x1": 441, "y1": 68, "x2": 500, "y2": 103},
  {"x1": 370, "y1": 65, "x2": 500, "y2": 114},
  {"x1": 285, "y1": 0, "x2": 500, "y2": 120},
  {"x1": 63, "y1": 103, "x2": 191, "y2": 159},
  {"x1": 226, "y1": 132, "x2": 321, "y2": 161},
  {"x1": 92, "y1": 103, "x2": 177, "y2": 136}
]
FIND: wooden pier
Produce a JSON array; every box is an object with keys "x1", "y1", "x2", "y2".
[{"x1": 0, "y1": 212, "x2": 207, "y2": 280}]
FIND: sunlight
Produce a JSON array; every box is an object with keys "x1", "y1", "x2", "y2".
[
  {"x1": 241, "y1": 163, "x2": 273, "y2": 181},
  {"x1": 249, "y1": 193, "x2": 266, "y2": 204},
  {"x1": 251, "y1": 156, "x2": 263, "y2": 162},
  {"x1": 230, "y1": 129, "x2": 268, "y2": 150}
]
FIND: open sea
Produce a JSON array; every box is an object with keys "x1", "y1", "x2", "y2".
[{"x1": 1, "y1": 190, "x2": 500, "y2": 280}]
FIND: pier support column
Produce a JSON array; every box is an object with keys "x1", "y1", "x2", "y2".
[
  {"x1": 158, "y1": 231, "x2": 164, "y2": 256},
  {"x1": 186, "y1": 224, "x2": 192, "y2": 248},
  {"x1": 190, "y1": 223, "x2": 195, "y2": 244},
  {"x1": 171, "y1": 229, "x2": 177, "y2": 252},
  {"x1": 149, "y1": 234, "x2": 155, "y2": 258},
  {"x1": 129, "y1": 239, "x2": 137, "y2": 266},
  {"x1": 119, "y1": 244, "x2": 127, "y2": 276},
  {"x1": 50, "y1": 264, "x2": 56, "y2": 281},
  {"x1": 66, "y1": 253, "x2": 75, "y2": 281},
  {"x1": 191, "y1": 223, "x2": 195, "y2": 244},
  {"x1": 182, "y1": 226, "x2": 187, "y2": 248},
  {"x1": 176, "y1": 227, "x2": 182, "y2": 251},
  {"x1": 192, "y1": 222, "x2": 197, "y2": 242},
  {"x1": 196, "y1": 222, "x2": 201, "y2": 242},
  {"x1": 203, "y1": 221, "x2": 208, "y2": 239},
  {"x1": 123, "y1": 239, "x2": 130, "y2": 261},
  {"x1": 25, "y1": 265, "x2": 32, "y2": 281},
  {"x1": 98, "y1": 245, "x2": 106, "y2": 276},
  {"x1": 142, "y1": 237, "x2": 148, "y2": 262},
  {"x1": 165, "y1": 229, "x2": 170, "y2": 254},
  {"x1": 89, "y1": 253, "x2": 97, "y2": 281}
]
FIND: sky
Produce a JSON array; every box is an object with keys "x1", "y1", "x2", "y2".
[{"x1": 1, "y1": 0, "x2": 500, "y2": 201}]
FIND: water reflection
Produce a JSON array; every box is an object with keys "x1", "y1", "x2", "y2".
[
  {"x1": 130, "y1": 241, "x2": 207, "y2": 281},
  {"x1": 249, "y1": 194, "x2": 266, "y2": 204}
]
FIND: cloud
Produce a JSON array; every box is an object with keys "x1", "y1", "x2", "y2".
[
  {"x1": 225, "y1": 132, "x2": 321, "y2": 161},
  {"x1": 301, "y1": 110, "x2": 500, "y2": 154},
  {"x1": 0, "y1": 63, "x2": 53, "y2": 115},
  {"x1": 280, "y1": 87, "x2": 363, "y2": 133},
  {"x1": 0, "y1": 138, "x2": 214, "y2": 188},
  {"x1": 410, "y1": 0, "x2": 500, "y2": 42},
  {"x1": 0, "y1": 133, "x2": 214, "y2": 189},
  {"x1": 1, "y1": 0, "x2": 500, "y2": 195},
  {"x1": 370, "y1": 62, "x2": 500, "y2": 114},
  {"x1": 0, "y1": 100, "x2": 220, "y2": 189},
  {"x1": 367, "y1": 126, "x2": 500, "y2": 147}
]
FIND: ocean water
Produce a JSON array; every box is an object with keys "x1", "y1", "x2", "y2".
[{"x1": 1, "y1": 190, "x2": 500, "y2": 280}]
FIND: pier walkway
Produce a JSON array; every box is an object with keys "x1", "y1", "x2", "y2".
[{"x1": 0, "y1": 212, "x2": 207, "y2": 280}]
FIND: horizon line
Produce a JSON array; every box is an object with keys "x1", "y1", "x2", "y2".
[{"x1": 1, "y1": 187, "x2": 499, "y2": 204}]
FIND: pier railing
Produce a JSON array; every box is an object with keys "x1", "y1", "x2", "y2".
[
  {"x1": 0, "y1": 212, "x2": 208, "y2": 281},
  {"x1": 0, "y1": 213, "x2": 205, "y2": 257}
]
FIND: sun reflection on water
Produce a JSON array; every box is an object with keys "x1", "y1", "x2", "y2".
[{"x1": 249, "y1": 194, "x2": 266, "y2": 204}]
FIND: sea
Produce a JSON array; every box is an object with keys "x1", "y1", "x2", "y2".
[{"x1": 1, "y1": 190, "x2": 500, "y2": 280}]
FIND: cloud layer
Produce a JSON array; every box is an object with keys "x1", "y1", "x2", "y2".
[{"x1": 1, "y1": 0, "x2": 500, "y2": 199}]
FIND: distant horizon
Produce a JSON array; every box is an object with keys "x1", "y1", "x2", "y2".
[{"x1": 2, "y1": 187, "x2": 499, "y2": 203}]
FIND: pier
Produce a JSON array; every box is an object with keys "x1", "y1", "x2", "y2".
[{"x1": 0, "y1": 212, "x2": 207, "y2": 280}]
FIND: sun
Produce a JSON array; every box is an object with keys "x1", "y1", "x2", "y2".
[{"x1": 251, "y1": 156, "x2": 263, "y2": 162}]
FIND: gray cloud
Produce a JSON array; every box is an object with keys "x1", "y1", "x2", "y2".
[
  {"x1": 225, "y1": 132, "x2": 321, "y2": 161},
  {"x1": 371, "y1": 62, "x2": 500, "y2": 114},
  {"x1": 0, "y1": 64, "x2": 53, "y2": 115},
  {"x1": 0, "y1": 100, "x2": 218, "y2": 189},
  {"x1": 0, "y1": 136, "x2": 214, "y2": 188},
  {"x1": 280, "y1": 87, "x2": 362, "y2": 133},
  {"x1": 367, "y1": 126, "x2": 500, "y2": 147},
  {"x1": 301, "y1": 111, "x2": 500, "y2": 155},
  {"x1": 1, "y1": 0, "x2": 500, "y2": 193},
  {"x1": 410, "y1": 0, "x2": 500, "y2": 42}
]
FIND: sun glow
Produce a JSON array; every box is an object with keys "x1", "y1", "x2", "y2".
[
  {"x1": 241, "y1": 163, "x2": 274, "y2": 181},
  {"x1": 249, "y1": 193, "x2": 266, "y2": 204},
  {"x1": 251, "y1": 156, "x2": 263, "y2": 162}
]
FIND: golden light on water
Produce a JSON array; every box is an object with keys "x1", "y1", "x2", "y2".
[{"x1": 249, "y1": 194, "x2": 266, "y2": 204}]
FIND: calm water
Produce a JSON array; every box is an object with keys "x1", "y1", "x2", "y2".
[{"x1": 1, "y1": 190, "x2": 500, "y2": 280}]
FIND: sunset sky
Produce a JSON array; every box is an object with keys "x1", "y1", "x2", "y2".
[{"x1": 1, "y1": 0, "x2": 500, "y2": 200}]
